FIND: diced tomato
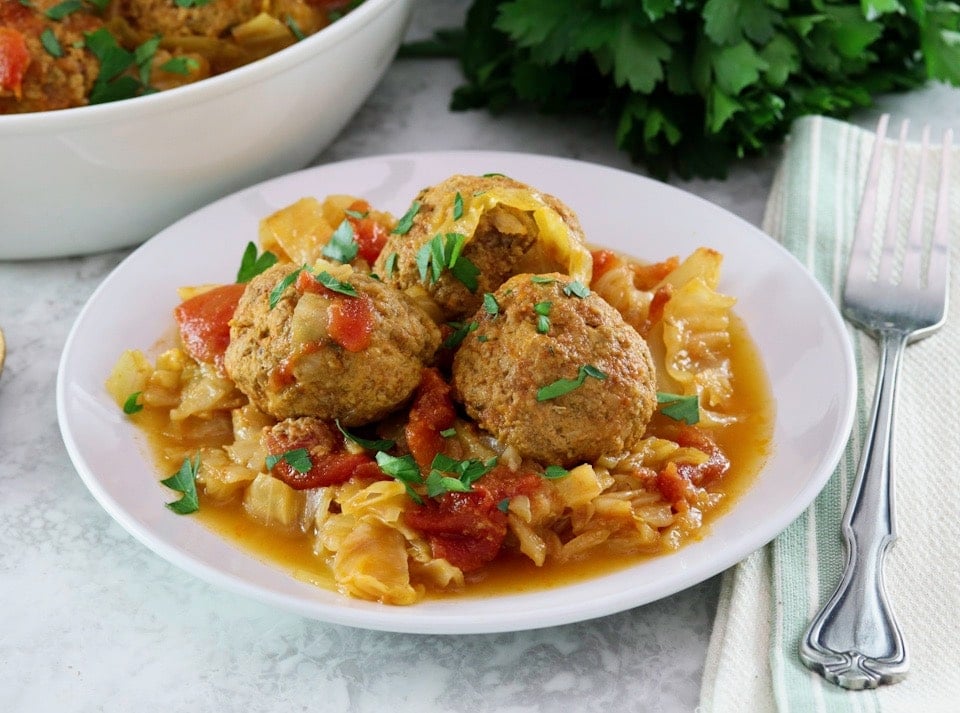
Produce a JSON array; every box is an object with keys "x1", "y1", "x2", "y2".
[
  {"x1": 173, "y1": 283, "x2": 246, "y2": 370},
  {"x1": 656, "y1": 462, "x2": 690, "y2": 511},
  {"x1": 327, "y1": 294, "x2": 374, "y2": 352},
  {"x1": 404, "y1": 465, "x2": 543, "y2": 572},
  {"x1": 0, "y1": 28, "x2": 30, "y2": 99},
  {"x1": 630, "y1": 255, "x2": 680, "y2": 290},
  {"x1": 589, "y1": 249, "x2": 621, "y2": 282},
  {"x1": 673, "y1": 425, "x2": 730, "y2": 486},
  {"x1": 655, "y1": 426, "x2": 730, "y2": 508},
  {"x1": 346, "y1": 200, "x2": 390, "y2": 264},
  {"x1": 405, "y1": 368, "x2": 457, "y2": 470},
  {"x1": 272, "y1": 451, "x2": 381, "y2": 490}
]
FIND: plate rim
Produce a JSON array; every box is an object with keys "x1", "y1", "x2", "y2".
[{"x1": 56, "y1": 149, "x2": 857, "y2": 634}]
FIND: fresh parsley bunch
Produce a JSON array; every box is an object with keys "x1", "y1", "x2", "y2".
[{"x1": 409, "y1": 0, "x2": 960, "y2": 179}]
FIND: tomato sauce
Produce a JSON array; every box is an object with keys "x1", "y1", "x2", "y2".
[{"x1": 173, "y1": 283, "x2": 245, "y2": 370}]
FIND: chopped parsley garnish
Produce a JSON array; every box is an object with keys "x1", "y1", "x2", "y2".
[
  {"x1": 313, "y1": 270, "x2": 358, "y2": 296},
  {"x1": 322, "y1": 219, "x2": 359, "y2": 263},
  {"x1": 543, "y1": 465, "x2": 570, "y2": 479},
  {"x1": 159, "y1": 56, "x2": 200, "y2": 76},
  {"x1": 174, "y1": 0, "x2": 213, "y2": 6},
  {"x1": 497, "y1": 498, "x2": 511, "y2": 513},
  {"x1": 284, "y1": 14, "x2": 306, "y2": 41},
  {"x1": 344, "y1": 208, "x2": 368, "y2": 219},
  {"x1": 563, "y1": 280, "x2": 590, "y2": 298},
  {"x1": 415, "y1": 233, "x2": 480, "y2": 291},
  {"x1": 384, "y1": 252, "x2": 398, "y2": 278},
  {"x1": 84, "y1": 29, "x2": 159, "y2": 105},
  {"x1": 122, "y1": 391, "x2": 143, "y2": 414},
  {"x1": 424, "y1": 453, "x2": 497, "y2": 498},
  {"x1": 40, "y1": 28, "x2": 63, "y2": 58},
  {"x1": 161, "y1": 454, "x2": 200, "y2": 515},
  {"x1": 440, "y1": 427, "x2": 457, "y2": 438},
  {"x1": 452, "y1": 191, "x2": 464, "y2": 220},
  {"x1": 265, "y1": 448, "x2": 313, "y2": 474},
  {"x1": 335, "y1": 419, "x2": 396, "y2": 452},
  {"x1": 375, "y1": 451, "x2": 497, "y2": 503},
  {"x1": 375, "y1": 452, "x2": 424, "y2": 504},
  {"x1": 530, "y1": 275, "x2": 556, "y2": 284},
  {"x1": 392, "y1": 201, "x2": 420, "y2": 235},
  {"x1": 536, "y1": 364, "x2": 607, "y2": 402},
  {"x1": 482, "y1": 292, "x2": 500, "y2": 315},
  {"x1": 656, "y1": 392, "x2": 700, "y2": 425},
  {"x1": 44, "y1": 0, "x2": 82, "y2": 20},
  {"x1": 443, "y1": 320, "x2": 477, "y2": 349},
  {"x1": 482, "y1": 172, "x2": 506, "y2": 178},
  {"x1": 534, "y1": 301, "x2": 552, "y2": 333},
  {"x1": 268, "y1": 266, "x2": 303, "y2": 308},
  {"x1": 236, "y1": 241, "x2": 278, "y2": 283}
]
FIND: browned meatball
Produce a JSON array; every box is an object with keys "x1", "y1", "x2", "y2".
[
  {"x1": 452, "y1": 272, "x2": 657, "y2": 466},
  {"x1": 117, "y1": 0, "x2": 261, "y2": 39},
  {"x1": 225, "y1": 262, "x2": 441, "y2": 426},
  {"x1": 373, "y1": 174, "x2": 591, "y2": 321},
  {"x1": 0, "y1": 0, "x2": 102, "y2": 114}
]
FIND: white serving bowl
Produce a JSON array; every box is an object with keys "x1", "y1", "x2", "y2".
[{"x1": 0, "y1": 0, "x2": 413, "y2": 260}]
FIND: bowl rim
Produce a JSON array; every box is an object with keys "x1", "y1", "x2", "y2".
[{"x1": 0, "y1": 0, "x2": 407, "y2": 132}]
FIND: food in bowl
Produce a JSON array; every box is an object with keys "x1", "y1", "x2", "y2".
[
  {"x1": 0, "y1": 0, "x2": 412, "y2": 259},
  {"x1": 0, "y1": 0, "x2": 365, "y2": 113},
  {"x1": 105, "y1": 174, "x2": 774, "y2": 605}
]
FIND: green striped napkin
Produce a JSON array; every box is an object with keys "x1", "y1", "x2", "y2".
[{"x1": 699, "y1": 115, "x2": 960, "y2": 711}]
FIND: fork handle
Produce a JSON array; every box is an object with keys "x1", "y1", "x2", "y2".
[{"x1": 799, "y1": 328, "x2": 909, "y2": 689}]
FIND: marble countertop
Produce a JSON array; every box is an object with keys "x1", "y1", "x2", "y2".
[{"x1": 3, "y1": 3, "x2": 959, "y2": 711}]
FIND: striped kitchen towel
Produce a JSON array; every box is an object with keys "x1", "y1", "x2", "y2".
[{"x1": 699, "y1": 115, "x2": 960, "y2": 712}]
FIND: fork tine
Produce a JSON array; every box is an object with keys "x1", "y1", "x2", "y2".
[
  {"x1": 846, "y1": 114, "x2": 889, "y2": 288},
  {"x1": 900, "y1": 124, "x2": 931, "y2": 289},
  {"x1": 927, "y1": 128, "x2": 954, "y2": 294},
  {"x1": 877, "y1": 119, "x2": 911, "y2": 285}
]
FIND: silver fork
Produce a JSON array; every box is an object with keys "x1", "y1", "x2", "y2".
[{"x1": 799, "y1": 115, "x2": 953, "y2": 690}]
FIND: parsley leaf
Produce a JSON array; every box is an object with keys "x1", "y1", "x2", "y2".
[
  {"x1": 335, "y1": 419, "x2": 396, "y2": 452},
  {"x1": 415, "y1": 233, "x2": 480, "y2": 291},
  {"x1": 236, "y1": 241, "x2": 278, "y2": 283},
  {"x1": 375, "y1": 452, "x2": 424, "y2": 504},
  {"x1": 268, "y1": 267, "x2": 303, "y2": 308},
  {"x1": 656, "y1": 392, "x2": 700, "y2": 425},
  {"x1": 161, "y1": 454, "x2": 201, "y2": 515},
  {"x1": 122, "y1": 391, "x2": 143, "y2": 414},
  {"x1": 563, "y1": 280, "x2": 590, "y2": 298},
  {"x1": 453, "y1": 191, "x2": 464, "y2": 220},
  {"x1": 392, "y1": 201, "x2": 421, "y2": 235},
  {"x1": 442, "y1": 320, "x2": 478, "y2": 349},
  {"x1": 284, "y1": 14, "x2": 306, "y2": 41},
  {"x1": 536, "y1": 364, "x2": 607, "y2": 402},
  {"x1": 313, "y1": 270, "x2": 358, "y2": 296},
  {"x1": 533, "y1": 300, "x2": 551, "y2": 333},
  {"x1": 44, "y1": 0, "x2": 82, "y2": 20},
  {"x1": 322, "y1": 220, "x2": 359, "y2": 263},
  {"x1": 265, "y1": 448, "x2": 313, "y2": 474},
  {"x1": 543, "y1": 465, "x2": 569, "y2": 479},
  {"x1": 40, "y1": 28, "x2": 63, "y2": 58}
]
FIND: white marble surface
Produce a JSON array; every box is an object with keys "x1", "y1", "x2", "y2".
[{"x1": 2, "y1": 3, "x2": 959, "y2": 711}]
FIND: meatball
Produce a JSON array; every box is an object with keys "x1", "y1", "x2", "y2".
[
  {"x1": 225, "y1": 261, "x2": 441, "y2": 426},
  {"x1": 452, "y1": 272, "x2": 657, "y2": 466},
  {"x1": 373, "y1": 174, "x2": 591, "y2": 320},
  {"x1": 0, "y1": 0, "x2": 102, "y2": 114}
]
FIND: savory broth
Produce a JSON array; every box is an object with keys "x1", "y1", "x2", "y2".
[{"x1": 138, "y1": 313, "x2": 773, "y2": 600}]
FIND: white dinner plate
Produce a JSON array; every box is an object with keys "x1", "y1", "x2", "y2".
[{"x1": 57, "y1": 151, "x2": 856, "y2": 634}]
